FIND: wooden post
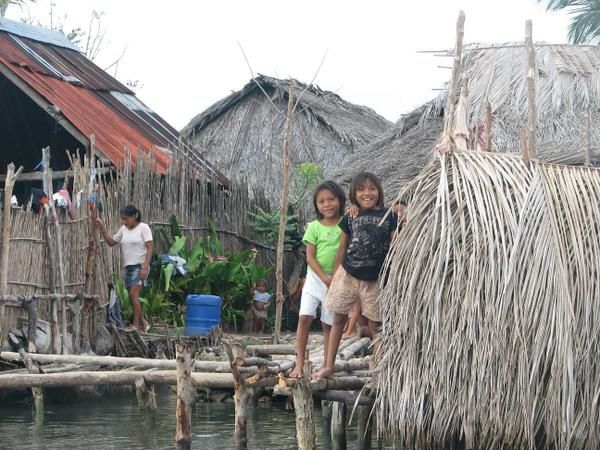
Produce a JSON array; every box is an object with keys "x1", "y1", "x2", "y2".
[
  {"x1": 331, "y1": 401, "x2": 347, "y2": 450},
  {"x1": 585, "y1": 105, "x2": 592, "y2": 166},
  {"x1": 0, "y1": 163, "x2": 23, "y2": 345},
  {"x1": 22, "y1": 300, "x2": 38, "y2": 353},
  {"x1": 442, "y1": 11, "x2": 466, "y2": 136},
  {"x1": 291, "y1": 353, "x2": 316, "y2": 450},
  {"x1": 322, "y1": 400, "x2": 332, "y2": 432},
  {"x1": 520, "y1": 128, "x2": 530, "y2": 167},
  {"x1": 525, "y1": 20, "x2": 538, "y2": 159},
  {"x1": 42, "y1": 148, "x2": 68, "y2": 354},
  {"x1": 224, "y1": 340, "x2": 251, "y2": 448},
  {"x1": 357, "y1": 405, "x2": 373, "y2": 449},
  {"x1": 486, "y1": 101, "x2": 493, "y2": 152},
  {"x1": 81, "y1": 134, "x2": 98, "y2": 353},
  {"x1": 274, "y1": 82, "x2": 296, "y2": 344},
  {"x1": 41, "y1": 148, "x2": 61, "y2": 355},
  {"x1": 135, "y1": 377, "x2": 157, "y2": 413},
  {"x1": 175, "y1": 343, "x2": 193, "y2": 450},
  {"x1": 18, "y1": 347, "x2": 44, "y2": 418}
]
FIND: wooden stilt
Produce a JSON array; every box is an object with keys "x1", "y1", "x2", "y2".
[
  {"x1": 135, "y1": 377, "x2": 157, "y2": 413},
  {"x1": 331, "y1": 401, "x2": 347, "y2": 450},
  {"x1": 321, "y1": 399, "x2": 332, "y2": 431},
  {"x1": 18, "y1": 348, "x2": 44, "y2": 418},
  {"x1": 224, "y1": 340, "x2": 251, "y2": 448},
  {"x1": 41, "y1": 148, "x2": 60, "y2": 355},
  {"x1": 175, "y1": 343, "x2": 193, "y2": 450},
  {"x1": 22, "y1": 300, "x2": 38, "y2": 353},
  {"x1": 0, "y1": 163, "x2": 23, "y2": 345},
  {"x1": 274, "y1": 82, "x2": 296, "y2": 344},
  {"x1": 357, "y1": 405, "x2": 373, "y2": 450},
  {"x1": 525, "y1": 20, "x2": 538, "y2": 159},
  {"x1": 291, "y1": 353, "x2": 316, "y2": 450}
]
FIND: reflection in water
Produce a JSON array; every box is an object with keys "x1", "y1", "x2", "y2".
[{"x1": 0, "y1": 388, "x2": 379, "y2": 449}]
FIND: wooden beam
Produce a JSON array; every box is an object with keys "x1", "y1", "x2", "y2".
[
  {"x1": 443, "y1": 11, "x2": 466, "y2": 136},
  {"x1": 525, "y1": 20, "x2": 538, "y2": 159},
  {"x1": 0, "y1": 167, "x2": 112, "y2": 182}
]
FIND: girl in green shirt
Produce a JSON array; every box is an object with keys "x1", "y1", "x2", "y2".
[{"x1": 289, "y1": 181, "x2": 346, "y2": 378}]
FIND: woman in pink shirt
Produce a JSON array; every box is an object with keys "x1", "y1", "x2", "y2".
[{"x1": 96, "y1": 205, "x2": 153, "y2": 332}]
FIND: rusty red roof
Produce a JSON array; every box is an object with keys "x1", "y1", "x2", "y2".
[{"x1": 0, "y1": 20, "x2": 229, "y2": 186}]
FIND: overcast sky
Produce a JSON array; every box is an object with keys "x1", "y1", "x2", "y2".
[{"x1": 7, "y1": 0, "x2": 570, "y2": 129}]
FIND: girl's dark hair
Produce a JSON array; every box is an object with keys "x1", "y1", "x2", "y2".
[
  {"x1": 121, "y1": 205, "x2": 141, "y2": 222},
  {"x1": 349, "y1": 172, "x2": 384, "y2": 209},
  {"x1": 312, "y1": 181, "x2": 346, "y2": 220}
]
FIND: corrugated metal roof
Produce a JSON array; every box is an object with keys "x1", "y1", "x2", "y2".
[
  {"x1": 0, "y1": 17, "x2": 79, "y2": 51},
  {"x1": 0, "y1": 25, "x2": 229, "y2": 185}
]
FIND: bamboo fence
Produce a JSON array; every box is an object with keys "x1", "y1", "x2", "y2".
[{"x1": 0, "y1": 148, "x2": 273, "y2": 348}]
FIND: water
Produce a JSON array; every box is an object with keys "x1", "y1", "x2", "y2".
[{"x1": 0, "y1": 389, "x2": 380, "y2": 449}]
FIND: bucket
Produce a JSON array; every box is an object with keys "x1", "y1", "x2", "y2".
[{"x1": 184, "y1": 294, "x2": 222, "y2": 336}]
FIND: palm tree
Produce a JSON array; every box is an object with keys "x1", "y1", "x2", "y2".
[
  {"x1": 539, "y1": 0, "x2": 600, "y2": 44},
  {"x1": 0, "y1": 0, "x2": 29, "y2": 18}
]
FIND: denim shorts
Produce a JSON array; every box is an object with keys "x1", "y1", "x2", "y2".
[{"x1": 124, "y1": 264, "x2": 145, "y2": 288}]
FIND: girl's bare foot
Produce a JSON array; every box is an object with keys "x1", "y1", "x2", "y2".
[
  {"x1": 314, "y1": 367, "x2": 335, "y2": 380},
  {"x1": 288, "y1": 367, "x2": 303, "y2": 379},
  {"x1": 342, "y1": 330, "x2": 356, "y2": 340}
]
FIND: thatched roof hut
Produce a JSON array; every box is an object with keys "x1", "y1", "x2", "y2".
[
  {"x1": 181, "y1": 75, "x2": 392, "y2": 203},
  {"x1": 336, "y1": 43, "x2": 600, "y2": 199},
  {"x1": 376, "y1": 150, "x2": 600, "y2": 448}
]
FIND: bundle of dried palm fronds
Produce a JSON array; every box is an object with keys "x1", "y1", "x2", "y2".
[{"x1": 376, "y1": 150, "x2": 600, "y2": 449}]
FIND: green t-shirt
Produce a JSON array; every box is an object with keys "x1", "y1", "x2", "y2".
[{"x1": 302, "y1": 220, "x2": 342, "y2": 274}]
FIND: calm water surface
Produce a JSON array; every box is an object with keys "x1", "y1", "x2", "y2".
[{"x1": 0, "y1": 388, "x2": 382, "y2": 449}]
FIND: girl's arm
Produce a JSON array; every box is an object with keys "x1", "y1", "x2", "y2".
[
  {"x1": 332, "y1": 232, "x2": 349, "y2": 273},
  {"x1": 96, "y1": 219, "x2": 118, "y2": 247},
  {"x1": 306, "y1": 243, "x2": 330, "y2": 285},
  {"x1": 141, "y1": 240, "x2": 153, "y2": 280}
]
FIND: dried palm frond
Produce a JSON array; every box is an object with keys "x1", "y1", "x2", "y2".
[{"x1": 376, "y1": 150, "x2": 600, "y2": 449}]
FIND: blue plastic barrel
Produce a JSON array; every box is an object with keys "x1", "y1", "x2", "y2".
[{"x1": 184, "y1": 294, "x2": 222, "y2": 336}]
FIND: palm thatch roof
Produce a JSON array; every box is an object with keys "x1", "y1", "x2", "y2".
[
  {"x1": 376, "y1": 150, "x2": 600, "y2": 448},
  {"x1": 337, "y1": 43, "x2": 600, "y2": 200},
  {"x1": 181, "y1": 75, "x2": 392, "y2": 204}
]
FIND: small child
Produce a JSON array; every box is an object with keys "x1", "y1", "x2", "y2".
[
  {"x1": 251, "y1": 279, "x2": 271, "y2": 334},
  {"x1": 288, "y1": 181, "x2": 346, "y2": 378},
  {"x1": 315, "y1": 172, "x2": 397, "y2": 379}
]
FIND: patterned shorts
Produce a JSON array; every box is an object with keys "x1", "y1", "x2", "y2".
[
  {"x1": 124, "y1": 264, "x2": 146, "y2": 288},
  {"x1": 324, "y1": 266, "x2": 381, "y2": 322}
]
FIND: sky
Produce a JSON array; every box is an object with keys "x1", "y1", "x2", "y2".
[{"x1": 6, "y1": 0, "x2": 571, "y2": 129}]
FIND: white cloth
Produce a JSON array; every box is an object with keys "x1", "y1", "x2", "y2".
[
  {"x1": 299, "y1": 268, "x2": 334, "y2": 325},
  {"x1": 253, "y1": 290, "x2": 270, "y2": 304},
  {"x1": 113, "y1": 222, "x2": 153, "y2": 267}
]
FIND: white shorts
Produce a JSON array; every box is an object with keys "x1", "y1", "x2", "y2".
[{"x1": 299, "y1": 269, "x2": 334, "y2": 326}]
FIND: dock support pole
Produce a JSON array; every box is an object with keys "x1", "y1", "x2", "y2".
[
  {"x1": 175, "y1": 343, "x2": 193, "y2": 450},
  {"x1": 224, "y1": 340, "x2": 251, "y2": 448},
  {"x1": 135, "y1": 377, "x2": 157, "y2": 413},
  {"x1": 357, "y1": 404, "x2": 373, "y2": 449},
  {"x1": 291, "y1": 354, "x2": 316, "y2": 449},
  {"x1": 331, "y1": 401, "x2": 347, "y2": 450}
]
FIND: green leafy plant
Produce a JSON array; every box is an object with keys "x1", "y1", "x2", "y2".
[
  {"x1": 291, "y1": 162, "x2": 322, "y2": 209},
  {"x1": 248, "y1": 206, "x2": 301, "y2": 250}
]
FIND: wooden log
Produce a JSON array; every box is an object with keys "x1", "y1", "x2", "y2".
[
  {"x1": 0, "y1": 162, "x2": 23, "y2": 344},
  {"x1": 0, "y1": 351, "x2": 234, "y2": 372},
  {"x1": 236, "y1": 356, "x2": 281, "y2": 367},
  {"x1": 135, "y1": 377, "x2": 157, "y2": 413},
  {"x1": 314, "y1": 390, "x2": 373, "y2": 407},
  {"x1": 442, "y1": 11, "x2": 466, "y2": 136},
  {"x1": 43, "y1": 148, "x2": 69, "y2": 355},
  {"x1": 0, "y1": 293, "x2": 98, "y2": 302},
  {"x1": 224, "y1": 340, "x2": 253, "y2": 448},
  {"x1": 0, "y1": 370, "x2": 238, "y2": 389},
  {"x1": 245, "y1": 344, "x2": 301, "y2": 355},
  {"x1": 356, "y1": 403, "x2": 373, "y2": 449},
  {"x1": 291, "y1": 354, "x2": 316, "y2": 450},
  {"x1": 274, "y1": 82, "x2": 296, "y2": 344},
  {"x1": 41, "y1": 149, "x2": 60, "y2": 355},
  {"x1": 0, "y1": 167, "x2": 112, "y2": 182},
  {"x1": 175, "y1": 344, "x2": 193, "y2": 450},
  {"x1": 525, "y1": 20, "x2": 537, "y2": 159},
  {"x1": 339, "y1": 337, "x2": 371, "y2": 360},
  {"x1": 331, "y1": 401, "x2": 347, "y2": 450},
  {"x1": 18, "y1": 348, "x2": 44, "y2": 417}
]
